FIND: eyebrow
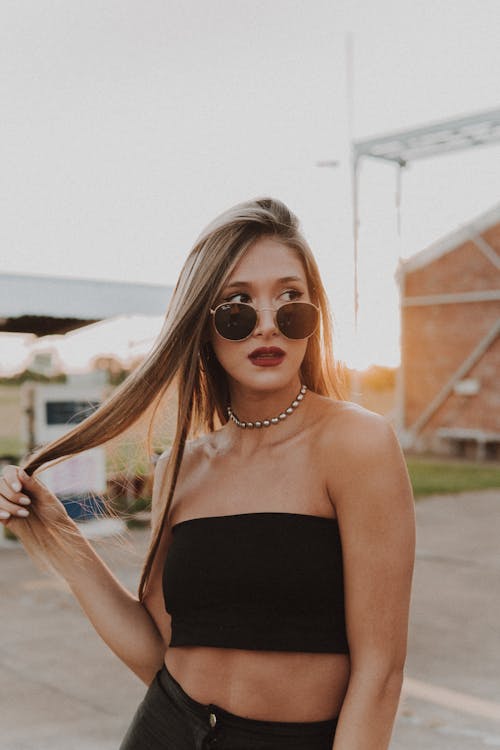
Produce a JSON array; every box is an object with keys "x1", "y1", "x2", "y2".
[{"x1": 222, "y1": 275, "x2": 305, "y2": 291}]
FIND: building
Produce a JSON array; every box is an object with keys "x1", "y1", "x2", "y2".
[
  {"x1": 0, "y1": 272, "x2": 173, "y2": 459},
  {"x1": 395, "y1": 203, "x2": 500, "y2": 460},
  {"x1": 0, "y1": 272, "x2": 171, "y2": 337}
]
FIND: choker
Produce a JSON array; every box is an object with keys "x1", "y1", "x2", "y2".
[{"x1": 227, "y1": 384, "x2": 307, "y2": 429}]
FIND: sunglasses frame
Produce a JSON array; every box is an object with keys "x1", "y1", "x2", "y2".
[{"x1": 209, "y1": 300, "x2": 320, "y2": 342}]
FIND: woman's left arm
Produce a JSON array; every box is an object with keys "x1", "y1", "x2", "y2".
[{"x1": 326, "y1": 408, "x2": 416, "y2": 750}]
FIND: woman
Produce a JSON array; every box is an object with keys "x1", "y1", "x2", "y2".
[{"x1": 1, "y1": 197, "x2": 415, "y2": 749}]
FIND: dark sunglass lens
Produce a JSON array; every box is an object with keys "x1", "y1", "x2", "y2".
[
  {"x1": 214, "y1": 303, "x2": 256, "y2": 340},
  {"x1": 277, "y1": 303, "x2": 318, "y2": 339}
]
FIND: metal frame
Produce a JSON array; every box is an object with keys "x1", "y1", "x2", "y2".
[
  {"x1": 353, "y1": 107, "x2": 500, "y2": 167},
  {"x1": 350, "y1": 107, "x2": 500, "y2": 327}
]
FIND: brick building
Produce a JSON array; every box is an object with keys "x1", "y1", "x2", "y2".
[{"x1": 395, "y1": 203, "x2": 500, "y2": 460}]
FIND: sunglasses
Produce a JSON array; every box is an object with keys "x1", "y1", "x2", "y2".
[{"x1": 209, "y1": 301, "x2": 320, "y2": 341}]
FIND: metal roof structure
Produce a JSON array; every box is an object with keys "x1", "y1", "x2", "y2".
[
  {"x1": 0, "y1": 273, "x2": 172, "y2": 336},
  {"x1": 349, "y1": 106, "x2": 500, "y2": 328},
  {"x1": 353, "y1": 107, "x2": 500, "y2": 166}
]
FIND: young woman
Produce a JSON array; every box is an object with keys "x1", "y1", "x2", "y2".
[{"x1": 1, "y1": 197, "x2": 415, "y2": 750}]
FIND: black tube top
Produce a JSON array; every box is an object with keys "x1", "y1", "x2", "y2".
[{"x1": 162, "y1": 512, "x2": 349, "y2": 654}]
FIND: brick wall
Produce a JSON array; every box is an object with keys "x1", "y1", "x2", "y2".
[
  {"x1": 406, "y1": 238, "x2": 498, "y2": 296},
  {"x1": 401, "y1": 223, "x2": 500, "y2": 453}
]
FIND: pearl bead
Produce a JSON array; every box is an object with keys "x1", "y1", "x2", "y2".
[{"x1": 227, "y1": 385, "x2": 307, "y2": 429}]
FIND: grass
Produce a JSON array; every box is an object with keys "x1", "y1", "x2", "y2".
[{"x1": 406, "y1": 456, "x2": 500, "y2": 498}]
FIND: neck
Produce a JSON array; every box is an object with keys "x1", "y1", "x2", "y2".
[{"x1": 228, "y1": 378, "x2": 303, "y2": 423}]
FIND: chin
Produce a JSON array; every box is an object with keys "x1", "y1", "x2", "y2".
[{"x1": 233, "y1": 368, "x2": 301, "y2": 389}]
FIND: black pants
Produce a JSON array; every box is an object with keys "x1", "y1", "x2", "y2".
[{"x1": 119, "y1": 662, "x2": 338, "y2": 749}]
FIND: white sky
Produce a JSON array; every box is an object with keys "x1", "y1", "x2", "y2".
[{"x1": 1, "y1": 0, "x2": 500, "y2": 370}]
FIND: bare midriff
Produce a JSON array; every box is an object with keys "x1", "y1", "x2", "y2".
[{"x1": 164, "y1": 646, "x2": 350, "y2": 721}]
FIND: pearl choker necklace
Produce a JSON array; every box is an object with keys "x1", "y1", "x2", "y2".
[{"x1": 227, "y1": 384, "x2": 307, "y2": 428}]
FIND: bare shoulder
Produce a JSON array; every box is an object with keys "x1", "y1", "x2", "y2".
[
  {"x1": 151, "y1": 437, "x2": 205, "y2": 526},
  {"x1": 312, "y1": 395, "x2": 394, "y2": 452},
  {"x1": 313, "y1": 396, "x2": 413, "y2": 516}
]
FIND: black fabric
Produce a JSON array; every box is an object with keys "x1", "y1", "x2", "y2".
[
  {"x1": 119, "y1": 662, "x2": 338, "y2": 750},
  {"x1": 163, "y1": 512, "x2": 349, "y2": 654}
]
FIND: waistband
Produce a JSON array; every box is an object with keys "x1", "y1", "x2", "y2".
[{"x1": 157, "y1": 662, "x2": 339, "y2": 737}]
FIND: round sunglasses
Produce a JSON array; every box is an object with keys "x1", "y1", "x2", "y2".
[{"x1": 209, "y1": 300, "x2": 320, "y2": 341}]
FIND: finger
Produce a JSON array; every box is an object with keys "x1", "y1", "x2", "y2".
[
  {"x1": 18, "y1": 467, "x2": 48, "y2": 493},
  {"x1": 0, "y1": 498, "x2": 30, "y2": 519},
  {"x1": 0, "y1": 479, "x2": 30, "y2": 505},
  {"x1": 0, "y1": 478, "x2": 31, "y2": 505},
  {"x1": 6, "y1": 467, "x2": 47, "y2": 501},
  {"x1": 17, "y1": 466, "x2": 35, "y2": 487},
  {"x1": 1, "y1": 465, "x2": 23, "y2": 493}
]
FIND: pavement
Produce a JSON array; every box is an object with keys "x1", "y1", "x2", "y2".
[{"x1": 1, "y1": 487, "x2": 499, "y2": 750}]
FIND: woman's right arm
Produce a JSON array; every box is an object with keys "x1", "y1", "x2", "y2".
[{"x1": 0, "y1": 464, "x2": 166, "y2": 686}]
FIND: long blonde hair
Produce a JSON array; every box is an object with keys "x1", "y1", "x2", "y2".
[{"x1": 19, "y1": 197, "x2": 347, "y2": 599}]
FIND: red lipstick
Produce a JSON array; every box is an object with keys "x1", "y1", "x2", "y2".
[{"x1": 248, "y1": 347, "x2": 286, "y2": 367}]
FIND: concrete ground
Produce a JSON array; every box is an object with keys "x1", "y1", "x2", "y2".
[{"x1": 1, "y1": 488, "x2": 499, "y2": 750}]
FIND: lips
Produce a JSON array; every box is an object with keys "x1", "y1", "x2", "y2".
[{"x1": 249, "y1": 347, "x2": 286, "y2": 359}]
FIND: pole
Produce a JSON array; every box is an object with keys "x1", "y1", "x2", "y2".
[{"x1": 345, "y1": 31, "x2": 359, "y2": 332}]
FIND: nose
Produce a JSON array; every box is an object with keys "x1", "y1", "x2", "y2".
[{"x1": 254, "y1": 307, "x2": 278, "y2": 337}]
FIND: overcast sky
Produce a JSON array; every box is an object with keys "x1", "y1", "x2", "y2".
[{"x1": 1, "y1": 0, "x2": 500, "y2": 369}]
